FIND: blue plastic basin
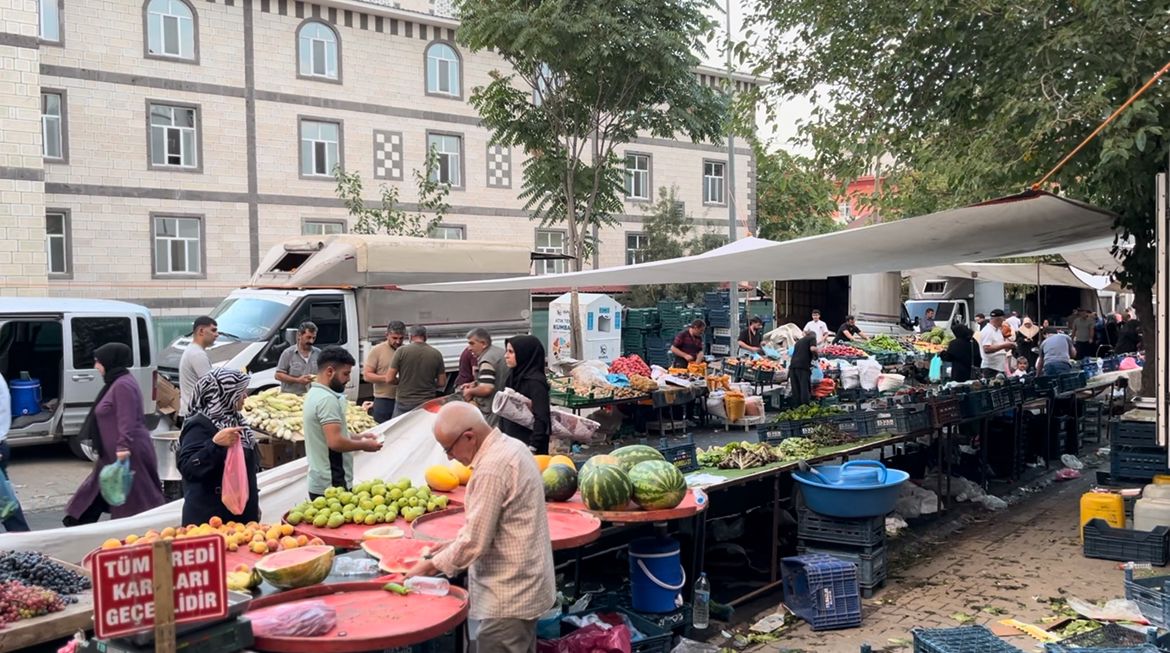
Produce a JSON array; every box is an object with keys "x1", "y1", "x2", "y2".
[{"x1": 794, "y1": 461, "x2": 909, "y2": 518}]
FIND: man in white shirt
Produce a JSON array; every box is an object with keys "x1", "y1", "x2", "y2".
[
  {"x1": 803, "y1": 310, "x2": 830, "y2": 344},
  {"x1": 979, "y1": 309, "x2": 1016, "y2": 378},
  {"x1": 179, "y1": 315, "x2": 218, "y2": 419},
  {"x1": 1005, "y1": 311, "x2": 1022, "y2": 332},
  {"x1": 0, "y1": 373, "x2": 29, "y2": 531}
]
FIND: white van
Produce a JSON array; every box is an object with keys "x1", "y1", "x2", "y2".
[{"x1": 0, "y1": 299, "x2": 157, "y2": 459}]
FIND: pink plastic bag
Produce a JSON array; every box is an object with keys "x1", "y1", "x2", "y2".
[
  {"x1": 222, "y1": 439, "x2": 249, "y2": 515},
  {"x1": 537, "y1": 624, "x2": 631, "y2": 653},
  {"x1": 250, "y1": 600, "x2": 337, "y2": 637}
]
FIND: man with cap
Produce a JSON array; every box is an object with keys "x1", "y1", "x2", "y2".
[{"x1": 979, "y1": 309, "x2": 1016, "y2": 378}]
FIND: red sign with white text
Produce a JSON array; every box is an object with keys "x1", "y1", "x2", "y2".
[{"x1": 91, "y1": 534, "x2": 227, "y2": 639}]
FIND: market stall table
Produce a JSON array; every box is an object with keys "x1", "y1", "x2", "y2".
[
  {"x1": 410, "y1": 505, "x2": 602, "y2": 551},
  {"x1": 0, "y1": 560, "x2": 94, "y2": 651},
  {"x1": 245, "y1": 581, "x2": 469, "y2": 653},
  {"x1": 285, "y1": 492, "x2": 464, "y2": 549}
]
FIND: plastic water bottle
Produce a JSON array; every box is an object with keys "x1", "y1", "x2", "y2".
[
  {"x1": 692, "y1": 573, "x2": 710, "y2": 629},
  {"x1": 405, "y1": 576, "x2": 450, "y2": 596}
]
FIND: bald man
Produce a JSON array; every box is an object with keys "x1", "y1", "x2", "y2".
[{"x1": 406, "y1": 402, "x2": 555, "y2": 652}]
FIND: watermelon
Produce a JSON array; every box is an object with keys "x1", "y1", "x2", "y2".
[
  {"x1": 578, "y1": 463, "x2": 632, "y2": 511},
  {"x1": 580, "y1": 454, "x2": 621, "y2": 477},
  {"x1": 543, "y1": 464, "x2": 578, "y2": 502},
  {"x1": 253, "y1": 545, "x2": 335, "y2": 589},
  {"x1": 628, "y1": 460, "x2": 687, "y2": 510},
  {"x1": 360, "y1": 539, "x2": 436, "y2": 574},
  {"x1": 610, "y1": 444, "x2": 665, "y2": 472}
]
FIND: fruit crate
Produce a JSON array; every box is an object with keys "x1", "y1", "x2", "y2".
[
  {"x1": 830, "y1": 411, "x2": 880, "y2": 437},
  {"x1": 795, "y1": 543, "x2": 887, "y2": 589},
  {"x1": 987, "y1": 387, "x2": 1011, "y2": 411},
  {"x1": 837, "y1": 388, "x2": 879, "y2": 405},
  {"x1": 1112, "y1": 420, "x2": 1158, "y2": 448},
  {"x1": 757, "y1": 417, "x2": 833, "y2": 443},
  {"x1": 875, "y1": 405, "x2": 932, "y2": 435},
  {"x1": 959, "y1": 391, "x2": 993, "y2": 419},
  {"x1": 1126, "y1": 567, "x2": 1170, "y2": 628},
  {"x1": 656, "y1": 437, "x2": 698, "y2": 473},
  {"x1": 926, "y1": 398, "x2": 962, "y2": 428},
  {"x1": 1035, "y1": 375, "x2": 1062, "y2": 394},
  {"x1": 1111, "y1": 447, "x2": 1170, "y2": 482},
  {"x1": 1083, "y1": 519, "x2": 1170, "y2": 566},
  {"x1": 912, "y1": 626, "x2": 1026, "y2": 653},
  {"x1": 795, "y1": 506, "x2": 886, "y2": 548},
  {"x1": 1005, "y1": 383, "x2": 1025, "y2": 406},
  {"x1": 1044, "y1": 623, "x2": 1164, "y2": 652},
  {"x1": 780, "y1": 554, "x2": 862, "y2": 631},
  {"x1": 1059, "y1": 371, "x2": 1088, "y2": 394},
  {"x1": 1103, "y1": 356, "x2": 1123, "y2": 373},
  {"x1": 558, "y1": 606, "x2": 672, "y2": 653}
]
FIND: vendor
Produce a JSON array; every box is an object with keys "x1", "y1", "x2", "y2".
[
  {"x1": 921, "y1": 308, "x2": 936, "y2": 331},
  {"x1": 303, "y1": 346, "x2": 382, "y2": 499},
  {"x1": 671, "y1": 319, "x2": 706, "y2": 367},
  {"x1": 834, "y1": 315, "x2": 866, "y2": 343},
  {"x1": 737, "y1": 316, "x2": 764, "y2": 354},
  {"x1": 789, "y1": 330, "x2": 818, "y2": 405},
  {"x1": 274, "y1": 321, "x2": 319, "y2": 396},
  {"x1": 177, "y1": 368, "x2": 260, "y2": 524},
  {"x1": 407, "y1": 402, "x2": 555, "y2": 651},
  {"x1": 803, "y1": 309, "x2": 830, "y2": 344}
]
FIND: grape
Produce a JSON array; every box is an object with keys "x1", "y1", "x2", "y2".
[
  {"x1": 0, "y1": 551, "x2": 90, "y2": 599},
  {"x1": 0, "y1": 580, "x2": 66, "y2": 626}
]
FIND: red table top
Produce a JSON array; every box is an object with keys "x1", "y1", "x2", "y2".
[
  {"x1": 410, "y1": 506, "x2": 601, "y2": 551},
  {"x1": 444, "y1": 484, "x2": 705, "y2": 522},
  {"x1": 286, "y1": 492, "x2": 463, "y2": 549},
  {"x1": 246, "y1": 581, "x2": 469, "y2": 653}
]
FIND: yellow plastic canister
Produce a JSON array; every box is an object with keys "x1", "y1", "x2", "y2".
[
  {"x1": 1080, "y1": 492, "x2": 1125, "y2": 541},
  {"x1": 1154, "y1": 474, "x2": 1170, "y2": 485}
]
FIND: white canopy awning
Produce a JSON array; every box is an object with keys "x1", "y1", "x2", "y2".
[
  {"x1": 903, "y1": 262, "x2": 1119, "y2": 291},
  {"x1": 404, "y1": 190, "x2": 1117, "y2": 292}
]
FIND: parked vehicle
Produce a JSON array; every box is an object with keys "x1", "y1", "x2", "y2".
[
  {"x1": 906, "y1": 274, "x2": 1101, "y2": 329},
  {"x1": 774, "y1": 273, "x2": 915, "y2": 337},
  {"x1": 0, "y1": 298, "x2": 157, "y2": 459},
  {"x1": 157, "y1": 235, "x2": 534, "y2": 400}
]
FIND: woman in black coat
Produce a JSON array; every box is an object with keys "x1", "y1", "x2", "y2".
[
  {"x1": 1115, "y1": 319, "x2": 1142, "y2": 354},
  {"x1": 938, "y1": 323, "x2": 979, "y2": 382},
  {"x1": 500, "y1": 335, "x2": 551, "y2": 454},
  {"x1": 178, "y1": 368, "x2": 261, "y2": 525}
]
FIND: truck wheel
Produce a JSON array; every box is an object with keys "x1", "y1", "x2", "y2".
[{"x1": 68, "y1": 437, "x2": 98, "y2": 462}]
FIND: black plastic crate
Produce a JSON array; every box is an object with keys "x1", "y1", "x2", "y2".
[
  {"x1": 830, "y1": 411, "x2": 879, "y2": 437},
  {"x1": 875, "y1": 405, "x2": 932, "y2": 435},
  {"x1": 780, "y1": 554, "x2": 862, "y2": 631},
  {"x1": 1112, "y1": 420, "x2": 1158, "y2": 449},
  {"x1": 796, "y1": 507, "x2": 886, "y2": 548},
  {"x1": 912, "y1": 626, "x2": 1025, "y2": 653},
  {"x1": 1125, "y1": 567, "x2": 1170, "y2": 628},
  {"x1": 1111, "y1": 447, "x2": 1170, "y2": 481},
  {"x1": 1006, "y1": 383, "x2": 1025, "y2": 406},
  {"x1": 557, "y1": 607, "x2": 672, "y2": 653},
  {"x1": 960, "y1": 391, "x2": 993, "y2": 419},
  {"x1": 1035, "y1": 376, "x2": 1061, "y2": 394},
  {"x1": 1083, "y1": 519, "x2": 1170, "y2": 566},
  {"x1": 926, "y1": 398, "x2": 962, "y2": 428},
  {"x1": 657, "y1": 438, "x2": 698, "y2": 473},
  {"x1": 1044, "y1": 623, "x2": 1163, "y2": 652},
  {"x1": 1059, "y1": 371, "x2": 1088, "y2": 393},
  {"x1": 987, "y1": 387, "x2": 1011, "y2": 411},
  {"x1": 796, "y1": 543, "x2": 887, "y2": 589},
  {"x1": 757, "y1": 417, "x2": 832, "y2": 443},
  {"x1": 838, "y1": 387, "x2": 878, "y2": 404}
]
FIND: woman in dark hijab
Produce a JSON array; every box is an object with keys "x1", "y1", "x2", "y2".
[
  {"x1": 938, "y1": 323, "x2": 979, "y2": 382},
  {"x1": 64, "y1": 343, "x2": 165, "y2": 525},
  {"x1": 178, "y1": 368, "x2": 260, "y2": 525},
  {"x1": 500, "y1": 335, "x2": 551, "y2": 454}
]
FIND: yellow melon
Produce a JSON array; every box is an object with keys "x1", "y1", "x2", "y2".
[
  {"x1": 448, "y1": 460, "x2": 472, "y2": 485},
  {"x1": 534, "y1": 454, "x2": 553, "y2": 471},
  {"x1": 550, "y1": 455, "x2": 576, "y2": 471},
  {"x1": 425, "y1": 465, "x2": 460, "y2": 492}
]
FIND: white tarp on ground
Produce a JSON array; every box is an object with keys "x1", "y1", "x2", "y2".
[
  {"x1": 903, "y1": 262, "x2": 1120, "y2": 291},
  {"x1": 0, "y1": 409, "x2": 446, "y2": 563},
  {"x1": 402, "y1": 190, "x2": 1116, "y2": 292}
]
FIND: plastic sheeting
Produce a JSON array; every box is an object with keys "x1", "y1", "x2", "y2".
[
  {"x1": 0, "y1": 408, "x2": 448, "y2": 563},
  {"x1": 904, "y1": 263, "x2": 1117, "y2": 290}
]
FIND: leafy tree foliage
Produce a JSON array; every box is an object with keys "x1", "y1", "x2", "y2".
[
  {"x1": 753, "y1": 142, "x2": 840, "y2": 241},
  {"x1": 624, "y1": 187, "x2": 725, "y2": 307},
  {"x1": 335, "y1": 150, "x2": 450, "y2": 237}
]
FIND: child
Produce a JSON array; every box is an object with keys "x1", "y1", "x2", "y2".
[{"x1": 1011, "y1": 358, "x2": 1030, "y2": 377}]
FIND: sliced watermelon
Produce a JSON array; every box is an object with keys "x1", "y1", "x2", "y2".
[{"x1": 360, "y1": 538, "x2": 435, "y2": 574}]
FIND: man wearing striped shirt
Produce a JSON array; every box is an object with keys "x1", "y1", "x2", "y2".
[{"x1": 407, "y1": 402, "x2": 555, "y2": 652}]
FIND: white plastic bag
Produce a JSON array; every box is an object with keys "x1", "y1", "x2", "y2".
[
  {"x1": 839, "y1": 363, "x2": 860, "y2": 390},
  {"x1": 857, "y1": 359, "x2": 882, "y2": 390},
  {"x1": 706, "y1": 394, "x2": 728, "y2": 420},
  {"x1": 876, "y1": 373, "x2": 905, "y2": 393},
  {"x1": 570, "y1": 361, "x2": 611, "y2": 388}
]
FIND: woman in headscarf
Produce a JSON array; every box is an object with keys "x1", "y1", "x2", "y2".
[
  {"x1": 938, "y1": 323, "x2": 979, "y2": 382},
  {"x1": 1014, "y1": 317, "x2": 1041, "y2": 371},
  {"x1": 63, "y1": 343, "x2": 165, "y2": 525},
  {"x1": 500, "y1": 335, "x2": 551, "y2": 454},
  {"x1": 178, "y1": 369, "x2": 260, "y2": 525}
]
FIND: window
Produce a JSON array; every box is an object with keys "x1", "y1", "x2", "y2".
[
  {"x1": 535, "y1": 230, "x2": 566, "y2": 275},
  {"x1": 430, "y1": 225, "x2": 465, "y2": 240},
  {"x1": 837, "y1": 200, "x2": 852, "y2": 220},
  {"x1": 703, "y1": 161, "x2": 725, "y2": 205},
  {"x1": 41, "y1": 92, "x2": 64, "y2": 161},
  {"x1": 427, "y1": 133, "x2": 463, "y2": 187},
  {"x1": 625, "y1": 233, "x2": 648, "y2": 266},
  {"x1": 425, "y1": 42, "x2": 461, "y2": 97},
  {"x1": 297, "y1": 21, "x2": 339, "y2": 81},
  {"x1": 625, "y1": 153, "x2": 650, "y2": 200},
  {"x1": 149, "y1": 103, "x2": 198, "y2": 169},
  {"x1": 137, "y1": 317, "x2": 151, "y2": 366},
  {"x1": 302, "y1": 220, "x2": 345, "y2": 235},
  {"x1": 38, "y1": 0, "x2": 60, "y2": 43},
  {"x1": 45, "y1": 211, "x2": 70, "y2": 277},
  {"x1": 145, "y1": 0, "x2": 196, "y2": 61},
  {"x1": 152, "y1": 215, "x2": 202, "y2": 276},
  {"x1": 533, "y1": 62, "x2": 555, "y2": 106},
  {"x1": 71, "y1": 317, "x2": 132, "y2": 369},
  {"x1": 300, "y1": 119, "x2": 341, "y2": 177}
]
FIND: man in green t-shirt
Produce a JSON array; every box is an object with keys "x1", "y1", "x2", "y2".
[
  {"x1": 388, "y1": 326, "x2": 447, "y2": 418},
  {"x1": 302, "y1": 346, "x2": 382, "y2": 499}
]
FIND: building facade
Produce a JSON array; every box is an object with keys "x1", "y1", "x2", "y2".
[{"x1": 0, "y1": 0, "x2": 756, "y2": 313}]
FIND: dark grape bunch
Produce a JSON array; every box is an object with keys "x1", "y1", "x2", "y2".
[
  {"x1": 0, "y1": 580, "x2": 66, "y2": 625},
  {"x1": 0, "y1": 551, "x2": 91, "y2": 599}
]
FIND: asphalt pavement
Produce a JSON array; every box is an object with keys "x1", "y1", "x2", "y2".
[{"x1": 3, "y1": 443, "x2": 93, "y2": 532}]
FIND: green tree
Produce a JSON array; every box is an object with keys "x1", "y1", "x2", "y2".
[
  {"x1": 742, "y1": 0, "x2": 1169, "y2": 390},
  {"x1": 334, "y1": 149, "x2": 450, "y2": 237},
  {"x1": 456, "y1": 0, "x2": 729, "y2": 271},
  {"x1": 753, "y1": 143, "x2": 841, "y2": 241},
  {"x1": 624, "y1": 187, "x2": 723, "y2": 307}
]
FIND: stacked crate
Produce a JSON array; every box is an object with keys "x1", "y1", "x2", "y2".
[
  {"x1": 1111, "y1": 420, "x2": 1169, "y2": 482},
  {"x1": 795, "y1": 496, "x2": 888, "y2": 597},
  {"x1": 703, "y1": 291, "x2": 733, "y2": 356},
  {"x1": 622, "y1": 308, "x2": 659, "y2": 358}
]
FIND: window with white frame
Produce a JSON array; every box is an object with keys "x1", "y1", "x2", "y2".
[
  {"x1": 302, "y1": 220, "x2": 345, "y2": 235},
  {"x1": 703, "y1": 161, "x2": 725, "y2": 204},
  {"x1": 38, "y1": 0, "x2": 60, "y2": 42},
  {"x1": 298, "y1": 21, "x2": 338, "y2": 80},
  {"x1": 838, "y1": 200, "x2": 852, "y2": 220},
  {"x1": 45, "y1": 212, "x2": 69, "y2": 276},
  {"x1": 301, "y1": 119, "x2": 340, "y2": 177},
  {"x1": 533, "y1": 62, "x2": 555, "y2": 106},
  {"x1": 625, "y1": 233, "x2": 648, "y2": 266},
  {"x1": 149, "y1": 103, "x2": 198, "y2": 168},
  {"x1": 429, "y1": 225, "x2": 465, "y2": 240},
  {"x1": 425, "y1": 43, "x2": 460, "y2": 97},
  {"x1": 42, "y1": 92, "x2": 64, "y2": 160},
  {"x1": 535, "y1": 230, "x2": 566, "y2": 275},
  {"x1": 146, "y1": 0, "x2": 196, "y2": 60},
  {"x1": 625, "y1": 154, "x2": 650, "y2": 200},
  {"x1": 427, "y1": 133, "x2": 462, "y2": 187},
  {"x1": 153, "y1": 215, "x2": 202, "y2": 275}
]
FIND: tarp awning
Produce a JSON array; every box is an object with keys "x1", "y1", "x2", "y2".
[
  {"x1": 403, "y1": 190, "x2": 1117, "y2": 292},
  {"x1": 903, "y1": 263, "x2": 1119, "y2": 291}
]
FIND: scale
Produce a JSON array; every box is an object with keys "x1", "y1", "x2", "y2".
[{"x1": 80, "y1": 617, "x2": 254, "y2": 653}]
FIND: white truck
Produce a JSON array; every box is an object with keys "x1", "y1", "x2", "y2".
[
  {"x1": 157, "y1": 235, "x2": 534, "y2": 400},
  {"x1": 905, "y1": 274, "x2": 1102, "y2": 329},
  {"x1": 774, "y1": 272, "x2": 915, "y2": 337}
]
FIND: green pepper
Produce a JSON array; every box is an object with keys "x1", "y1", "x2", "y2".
[{"x1": 383, "y1": 582, "x2": 411, "y2": 595}]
